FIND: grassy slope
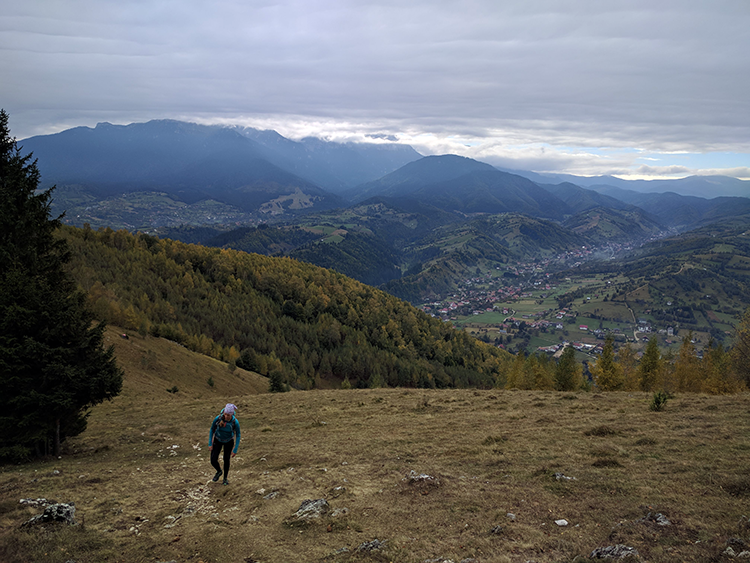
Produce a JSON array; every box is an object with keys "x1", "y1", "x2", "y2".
[
  {"x1": 99, "y1": 326, "x2": 270, "y2": 399},
  {"x1": 1, "y1": 330, "x2": 749, "y2": 563}
]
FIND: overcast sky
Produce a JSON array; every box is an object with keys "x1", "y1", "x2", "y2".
[{"x1": 2, "y1": 1, "x2": 749, "y2": 180}]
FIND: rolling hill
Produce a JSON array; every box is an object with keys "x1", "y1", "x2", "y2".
[
  {"x1": 407, "y1": 169, "x2": 570, "y2": 219},
  {"x1": 562, "y1": 206, "x2": 667, "y2": 243},
  {"x1": 589, "y1": 186, "x2": 750, "y2": 230}
]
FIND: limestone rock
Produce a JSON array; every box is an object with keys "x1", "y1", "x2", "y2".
[
  {"x1": 285, "y1": 498, "x2": 329, "y2": 526},
  {"x1": 22, "y1": 502, "x2": 76, "y2": 527},
  {"x1": 404, "y1": 470, "x2": 439, "y2": 485},
  {"x1": 357, "y1": 539, "x2": 386, "y2": 552},
  {"x1": 590, "y1": 544, "x2": 639, "y2": 559},
  {"x1": 639, "y1": 512, "x2": 671, "y2": 526}
]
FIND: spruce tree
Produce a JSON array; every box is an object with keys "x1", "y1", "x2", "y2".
[
  {"x1": 591, "y1": 334, "x2": 623, "y2": 391},
  {"x1": 638, "y1": 336, "x2": 661, "y2": 391},
  {"x1": 554, "y1": 346, "x2": 582, "y2": 391},
  {"x1": 0, "y1": 110, "x2": 123, "y2": 461}
]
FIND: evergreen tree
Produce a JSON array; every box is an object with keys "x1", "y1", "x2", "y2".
[
  {"x1": 554, "y1": 346, "x2": 582, "y2": 391},
  {"x1": 0, "y1": 110, "x2": 123, "y2": 460},
  {"x1": 638, "y1": 336, "x2": 661, "y2": 391},
  {"x1": 591, "y1": 334, "x2": 623, "y2": 391}
]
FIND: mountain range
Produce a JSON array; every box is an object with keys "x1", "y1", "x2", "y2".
[{"x1": 19, "y1": 119, "x2": 750, "y2": 302}]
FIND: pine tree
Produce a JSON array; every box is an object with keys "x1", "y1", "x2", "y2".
[
  {"x1": 591, "y1": 334, "x2": 623, "y2": 391},
  {"x1": 638, "y1": 336, "x2": 661, "y2": 391},
  {"x1": 554, "y1": 346, "x2": 582, "y2": 391},
  {"x1": 0, "y1": 110, "x2": 123, "y2": 460}
]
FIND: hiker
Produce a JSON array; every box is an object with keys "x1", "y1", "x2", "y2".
[{"x1": 209, "y1": 403, "x2": 241, "y2": 485}]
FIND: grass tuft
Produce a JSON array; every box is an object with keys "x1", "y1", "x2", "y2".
[
  {"x1": 584, "y1": 425, "x2": 619, "y2": 437},
  {"x1": 592, "y1": 458, "x2": 624, "y2": 468},
  {"x1": 723, "y1": 477, "x2": 750, "y2": 497}
]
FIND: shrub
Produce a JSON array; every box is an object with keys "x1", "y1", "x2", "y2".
[{"x1": 650, "y1": 390, "x2": 672, "y2": 412}]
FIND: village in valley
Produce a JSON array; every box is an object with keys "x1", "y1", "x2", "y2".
[{"x1": 419, "y1": 242, "x2": 732, "y2": 363}]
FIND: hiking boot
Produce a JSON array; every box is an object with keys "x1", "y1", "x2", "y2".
[
  {"x1": 222, "y1": 478, "x2": 229, "y2": 486},
  {"x1": 212, "y1": 470, "x2": 222, "y2": 482}
]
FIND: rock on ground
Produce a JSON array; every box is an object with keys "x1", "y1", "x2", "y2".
[
  {"x1": 590, "y1": 544, "x2": 639, "y2": 559},
  {"x1": 22, "y1": 502, "x2": 76, "y2": 527}
]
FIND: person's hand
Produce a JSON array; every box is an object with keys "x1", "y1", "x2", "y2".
[
  {"x1": 208, "y1": 446, "x2": 213, "y2": 451},
  {"x1": 231, "y1": 452, "x2": 236, "y2": 458}
]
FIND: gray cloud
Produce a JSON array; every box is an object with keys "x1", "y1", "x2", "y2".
[{"x1": 2, "y1": 0, "x2": 749, "y2": 177}]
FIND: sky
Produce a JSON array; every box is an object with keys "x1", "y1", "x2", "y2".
[{"x1": 2, "y1": 1, "x2": 749, "y2": 181}]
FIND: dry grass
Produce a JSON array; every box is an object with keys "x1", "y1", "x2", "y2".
[{"x1": 1, "y1": 333, "x2": 749, "y2": 562}]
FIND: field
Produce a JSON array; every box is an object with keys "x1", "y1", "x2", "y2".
[{"x1": 1, "y1": 329, "x2": 749, "y2": 563}]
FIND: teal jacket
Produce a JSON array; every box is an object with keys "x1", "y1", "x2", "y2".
[{"x1": 209, "y1": 414, "x2": 241, "y2": 454}]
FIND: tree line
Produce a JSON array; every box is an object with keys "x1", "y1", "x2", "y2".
[{"x1": 502, "y1": 332, "x2": 747, "y2": 394}]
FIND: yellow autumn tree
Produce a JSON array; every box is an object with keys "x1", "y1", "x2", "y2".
[
  {"x1": 617, "y1": 344, "x2": 638, "y2": 391},
  {"x1": 673, "y1": 332, "x2": 701, "y2": 392}
]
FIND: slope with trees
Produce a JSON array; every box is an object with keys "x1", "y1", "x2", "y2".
[{"x1": 61, "y1": 225, "x2": 513, "y2": 392}]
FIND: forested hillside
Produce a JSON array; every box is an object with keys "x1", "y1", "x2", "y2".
[{"x1": 62, "y1": 225, "x2": 511, "y2": 390}]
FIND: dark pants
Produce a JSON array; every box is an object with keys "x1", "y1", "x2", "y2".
[{"x1": 210, "y1": 439, "x2": 234, "y2": 478}]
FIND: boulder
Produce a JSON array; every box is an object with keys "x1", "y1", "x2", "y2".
[{"x1": 22, "y1": 502, "x2": 76, "y2": 527}]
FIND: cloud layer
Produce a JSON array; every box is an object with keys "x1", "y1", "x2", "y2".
[{"x1": 2, "y1": 0, "x2": 749, "y2": 179}]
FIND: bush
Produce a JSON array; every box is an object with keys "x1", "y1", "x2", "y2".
[
  {"x1": 269, "y1": 370, "x2": 287, "y2": 393},
  {"x1": 650, "y1": 390, "x2": 671, "y2": 412}
]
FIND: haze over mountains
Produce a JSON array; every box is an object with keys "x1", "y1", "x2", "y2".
[
  {"x1": 22, "y1": 119, "x2": 748, "y2": 217},
  {"x1": 18, "y1": 118, "x2": 750, "y2": 303}
]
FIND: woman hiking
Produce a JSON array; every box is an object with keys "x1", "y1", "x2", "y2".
[{"x1": 209, "y1": 403, "x2": 241, "y2": 485}]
